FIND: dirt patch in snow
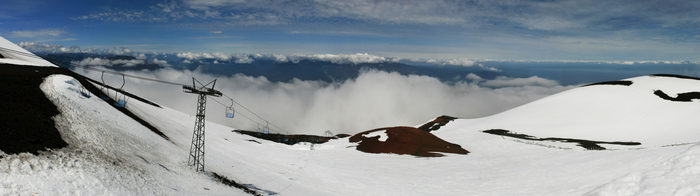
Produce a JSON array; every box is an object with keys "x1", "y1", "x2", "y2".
[
  {"x1": 233, "y1": 130, "x2": 337, "y2": 145},
  {"x1": 653, "y1": 90, "x2": 700, "y2": 102},
  {"x1": 211, "y1": 172, "x2": 264, "y2": 196},
  {"x1": 418, "y1": 115, "x2": 457, "y2": 132},
  {"x1": 650, "y1": 74, "x2": 700, "y2": 81},
  {"x1": 483, "y1": 129, "x2": 641, "y2": 150},
  {"x1": 349, "y1": 126, "x2": 469, "y2": 157},
  {"x1": 582, "y1": 80, "x2": 633, "y2": 87}
]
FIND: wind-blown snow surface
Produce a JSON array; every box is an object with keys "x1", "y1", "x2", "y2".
[{"x1": 3, "y1": 71, "x2": 700, "y2": 195}]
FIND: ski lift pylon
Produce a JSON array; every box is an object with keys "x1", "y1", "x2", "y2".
[{"x1": 225, "y1": 98, "x2": 235, "y2": 118}]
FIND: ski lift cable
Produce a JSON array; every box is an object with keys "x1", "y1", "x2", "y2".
[
  {"x1": 209, "y1": 97, "x2": 262, "y2": 125},
  {"x1": 209, "y1": 97, "x2": 289, "y2": 134},
  {"x1": 220, "y1": 93, "x2": 289, "y2": 134}
]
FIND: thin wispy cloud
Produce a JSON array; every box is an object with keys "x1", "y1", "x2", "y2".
[{"x1": 10, "y1": 29, "x2": 67, "y2": 38}]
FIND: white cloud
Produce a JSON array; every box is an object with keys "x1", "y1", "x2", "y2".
[
  {"x1": 210, "y1": 30, "x2": 222, "y2": 34},
  {"x1": 424, "y1": 58, "x2": 476, "y2": 66},
  {"x1": 152, "y1": 58, "x2": 170, "y2": 66},
  {"x1": 72, "y1": 57, "x2": 145, "y2": 67},
  {"x1": 276, "y1": 53, "x2": 401, "y2": 64},
  {"x1": 19, "y1": 42, "x2": 139, "y2": 55},
  {"x1": 480, "y1": 76, "x2": 560, "y2": 88},
  {"x1": 465, "y1": 73, "x2": 483, "y2": 81},
  {"x1": 175, "y1": 52, "x2": 401, "y2": 64},
  {"x1": 74, "y1": 68, "x2": 573, "y2": 135},
  {"x1": 10, "y1": 29, "x2": 67, "y2": 38}
]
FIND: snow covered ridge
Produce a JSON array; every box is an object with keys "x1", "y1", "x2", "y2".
[{"x1": 449, "y1": 74, "x2": 700, "y2": 150}]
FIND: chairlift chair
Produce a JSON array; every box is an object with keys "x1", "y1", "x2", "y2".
[
  {"x1": 98, "y1": 71, "x2": 111, "y2": 100},
  {"x1": 263, "y1": 121, "x2": 270, "y2": 134},
  {"x1": 225, "y1": 98, "x2": 235, "y2": 118},
  {"x1": 114, "y1": 74, "x2": 128, "y2": 108},
  {"x1": 257, "y1": 122, "x2": 270, "y2": 134},
  {"x1": 79, "y1": 86, "x2": 91, "y2": 98}
]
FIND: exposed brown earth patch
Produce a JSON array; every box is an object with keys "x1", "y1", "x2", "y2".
[
  {"x1": 418, "y1": 115, "x2": 457, "y2": 132},
  {"x1": 349, "y1": 126, "x2": 469, "y2": 157}
]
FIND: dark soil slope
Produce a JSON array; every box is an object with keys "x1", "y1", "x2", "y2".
[
  {"x1": 233, "y1": 130, "x2": 335, "y2": 145},
  {"x1": 349, "y1": 126, "x2": 469, "y2": 157},
  {"x1": 0, "y1": 64, "x2": 68, "y2": 154}
]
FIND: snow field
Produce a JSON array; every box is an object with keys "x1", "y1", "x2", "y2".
[
  {"x1": 1, "y1": 74, "x2": 247, "y2": 195},
  {"x1": 124, "y1": 74, "x2": 700, "y2": 195},
  {"x1": 443, "y1": 75, "x2": 700, "y2": 149},
  {"x1": 3, "y1": 69, "x2": 700, "y2": 195}
]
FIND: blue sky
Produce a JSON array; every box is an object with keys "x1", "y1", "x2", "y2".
[{"x1": 2, "y1": 0, "x2": 699, "y2": 61}]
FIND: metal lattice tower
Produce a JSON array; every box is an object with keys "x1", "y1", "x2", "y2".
[{"x1": 183, "y1": 77, "x2": 222, "y2": 172}]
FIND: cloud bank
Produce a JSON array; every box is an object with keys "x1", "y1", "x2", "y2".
[
  {"x1": 75, "y1": 67, "x2": 573, "y2": 135},
  {"x1": 73, "y1": 57, "x2": 146, "y2": 67},
  {"x1": 23, "y1": 42, "x2": 700, "y2": 70}
]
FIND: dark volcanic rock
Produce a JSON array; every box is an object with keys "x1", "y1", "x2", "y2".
[
  {"x1": 582, "y1": 80, "x2": 633, "y2": 87},
  {"x1": 418, "y1": 115, "x2": 457, "y2": 132},
  {"x1": 0, "y1": 64, "x2": 68, "y2": 154},
  {"x1": 653, "y1": 90, "x2": 700, "y2": 102}
]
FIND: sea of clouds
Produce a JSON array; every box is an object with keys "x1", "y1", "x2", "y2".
[{"x1": 75, "y1": 67, "x2": 574, "y2": 135}]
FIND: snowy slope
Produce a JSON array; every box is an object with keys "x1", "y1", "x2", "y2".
[
  {"x1": 0, "y1": 36, "x2": 55, "y2": 67},
  {"x1": 441, "y1": 75, "x2": 700, "y2": 149},
  {"x1": 3, "y1": 70, "x2": 699, "y2": 195},
  {"x1": 123, "y1": 76, "x2": 700, "y2": 195},
  {"x1": 1, "y1": 75, "x2": 248, "y2": 195}
]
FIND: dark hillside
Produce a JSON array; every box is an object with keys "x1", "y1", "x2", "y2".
[
  {"x1": 0, "y1": 64, "x2": 169, "y2": 155},
  {"x1": 0, "y1": 64, "x2": 68, "y2": 154}
]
